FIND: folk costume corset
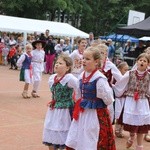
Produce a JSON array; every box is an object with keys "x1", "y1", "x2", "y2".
[
  {"x1": 124, "y1": 70, "x2": 150, "y2": 99},
  {"x1": 79, "y1": 78, "x2": 107, "y2": 109},
  {"x1": 102, "y1": 69, "x2": 112, "y2": 86},
  {"x1": 22, "y1": 54, "x2": 32, "y2": 69},
  {"x1": 51, "y1": 83, "x2": 74, "y2": 108}
]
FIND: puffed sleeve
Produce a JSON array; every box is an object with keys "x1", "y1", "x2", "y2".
[
  {"x1": 48, "y1": 74, "x2": 56, "y2": 88},
  {"x1": 96, "y1": 77, "x2": 114, "y2": 105},
  {"x1": 109, "y1": 61, "x2": 122, "y2": 82},
  {"x1": 67, "y1": 74, "x2": 81, "y2": 101},
  {"x1": 16, "y1": 54, "x2": 25, "y2": 67},
  {"x1": 113, "y1": 71, "x2": 129, "y2": 97}
]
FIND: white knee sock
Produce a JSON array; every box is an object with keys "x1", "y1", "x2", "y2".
[{"x1": 33, "y1": 81, "x2": 40, "y2": 92}]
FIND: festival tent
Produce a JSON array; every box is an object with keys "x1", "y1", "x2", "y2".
[
  {"x1": 139, "y1": 36, "x2": 150, "y2": 41},
  {"x1": 0, "y1": 15, "x2": 89, "y2": 38},
  {"x1": 100, "y1": 34, "x2": 139, "y2": 43},
  {"x1": 117, "y1": 16, "x2": 150, "y2": 37}
]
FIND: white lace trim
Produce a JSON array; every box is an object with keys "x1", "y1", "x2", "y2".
[{"x1": 43, "y1": 129, "x2": 68, "y2": 145}]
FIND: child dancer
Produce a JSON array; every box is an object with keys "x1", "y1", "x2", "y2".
[
  {"x1": 115, "y1": 62, "x2": 129, "y2": 138},
  {"x1": 31, "y1": 40, "x2": 46, "y2": 98},
  {"x1": 113, "y1": 53, "x2": 150, "y2": 150},
  {"x1": 42, "y1": 54, "x2": 79, "y2": 150},
  {"x1": 96, "y1": 43, "x2": 122, "y2": 123},
  {"x1": 144, "y1": 47, "x2": 150, "y2": 142},
  {"x1": 66, "y1": 46, "x2": 116, "y2": 150},
  {"x1": 132, "y1": 47, "x2": 150, "y2": 142},
  {"x1": 17, "y1": 44, "x2": 32, "y2": 98}
]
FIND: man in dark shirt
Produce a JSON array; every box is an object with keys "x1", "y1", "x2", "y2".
[{"x1": 133, "y1": 40, "x2": 146, "y2": 58}]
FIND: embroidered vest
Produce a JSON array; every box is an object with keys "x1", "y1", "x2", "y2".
[
  {"x1": 51, "y1": 83, "x2": 74, "y2": 108},
  {"x1": 124, "y1": 70, "x2": 150, "y2": 99}
]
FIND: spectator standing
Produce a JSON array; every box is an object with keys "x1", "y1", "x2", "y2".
[
  {"x1": 1, "y1": 32, "x2": 9, "y2": 47},
  {"x1": 63, "y1": 37, "x2": 72, "y2": 54},
  {"x1": 133, "y1": 40, "x2": 146, "y2": 58},
  {"x1": 2, "y1": 44, "x2": 9, "y2": 65},
  {"x1": 87, "y1": 32, "x2": 94, "y2": 46},
  {"x1": 123, "y1": 40, "x2": 132, "y2": 57},
  {"x1": 33, "y1": 31, "x2": 39, "y2": 40},
  {"x1": 55, "y1": 39, "x2": 66, "y2": 56},
  {"x1": 17, "y1": 36, "x2": 24, "y2": 50},
  {"x1": 0, "y1": 38, "x2": 5, "y2": 65},
  {"x1": 107, "y1": 39, "x2": 115, "y2": 62},
  {"x1": 45, "y1": 29, "x2": 50, "y2": 39},
  {"x1": 9, "y1": 34, "x2": 17, "y2": 46},
  {"x1": 45, "y1": 36, "x2": 56, "y2": 74},
  {"x1": 8, "y1": 43, "x2": 17, "y2": 69}
]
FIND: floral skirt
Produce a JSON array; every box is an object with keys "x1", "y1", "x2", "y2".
[{"x1": 96, "y1": 108, "x2": 116, "y2": 150}]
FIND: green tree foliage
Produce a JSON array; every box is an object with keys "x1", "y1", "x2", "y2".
[{"x1": 0, "y1": 0, "x2": 150, "y2": 37}]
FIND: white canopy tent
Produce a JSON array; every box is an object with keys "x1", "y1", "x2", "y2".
[
  {"x1": 0, "y1": 15, "x2": 89, "y2": 49},
  {"x1": 0, "y1": 15, "x2": 89, "y2": 38}
]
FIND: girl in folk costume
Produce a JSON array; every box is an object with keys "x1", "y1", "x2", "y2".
[
  {"x1": 31, "y1": 40, "x2": 46, "y2": 98},
  {"x1": 69, "y1": 38, "x2": 87, "y2": 78},
  {"x1": 17, "y1": 44, "x2": 33, "y2": 98},
  {"x1": 113, "y1": 53, "x2": 150, "y2": 150},
  {"x1": 115, "y1": 62, "x2": 129, "y2": 138},
  {"x1": 144, "y1": 47, "x2": 150, "y2": 142},
  {"x1": 66, "y1": 47, "x2": 116, "y2": 150},
  {"x1": 96, "y1": 43, "x2": 122, "y2": 123},
  {"x1": 43, "y1": 54, "x2": 79, "y2": 150},
  {"x1": 132, "y1": 47, "x2": 150, "y2": 142}
]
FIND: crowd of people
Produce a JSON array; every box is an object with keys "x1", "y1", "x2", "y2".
[{"x1": 0, "y1": 30, "x2": 150, "y2": 150}]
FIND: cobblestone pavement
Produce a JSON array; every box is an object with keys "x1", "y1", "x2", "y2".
[{"x1": 0, "y1": 65, "x2": 149, "y2": 150}]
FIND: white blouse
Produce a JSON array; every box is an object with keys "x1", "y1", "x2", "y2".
[{"x1": 104, "y1": 60, "x2": 122, "y2": 82}]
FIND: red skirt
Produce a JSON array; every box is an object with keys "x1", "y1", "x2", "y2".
[
  {"x1": 123, "y1": 124, "x2": 150, "y2": 134},
  {"x1": 96, "y1": 108, "x2": 116, "y2": 150}
]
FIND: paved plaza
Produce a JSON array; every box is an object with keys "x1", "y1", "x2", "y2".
[{"x1": 0, "y1": 65, "x2": 149, "y2": 150}]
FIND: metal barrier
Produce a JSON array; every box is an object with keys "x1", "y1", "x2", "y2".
[{"x1": 123, "y1": 56, "x2": 136, "y2": 67}]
